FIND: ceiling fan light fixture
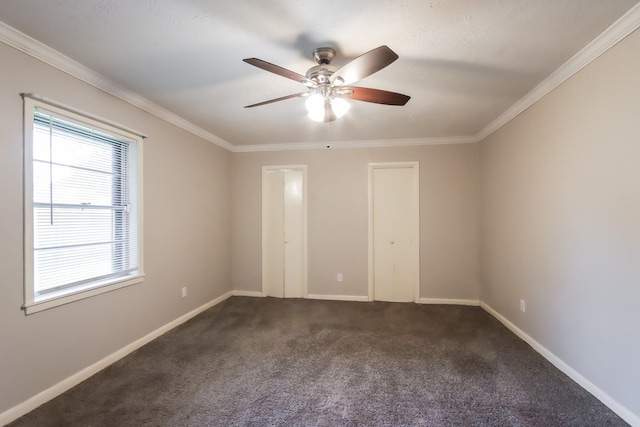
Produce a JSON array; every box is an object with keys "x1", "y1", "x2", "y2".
[
  {"x1": 305, "y1": 93, "x2": 324, "y2": 112},
  {"x1": 307, "y1": 107, "x2": 326, "y2": 122},
  {"x1": 305, "y1": 93, "x2": 326, "y2": 122},
  {"x1": 331, "y1": 97, "x2": 350, "y2": 118},
  {"x1": 305, "y1": 93, "x2": 350, "y2": 122}
]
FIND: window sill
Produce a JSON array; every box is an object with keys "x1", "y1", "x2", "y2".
[{"x1": 23, "y1": 274, "x2": 145, "y2": 315}]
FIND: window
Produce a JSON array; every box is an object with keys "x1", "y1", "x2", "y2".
[{"x1": 23, "y1": 96, "x2": 144, "y2": 314}]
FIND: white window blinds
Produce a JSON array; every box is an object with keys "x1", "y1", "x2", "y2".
[{"x1": 23, "y1": 96, "x2": 144, "y2": 314}]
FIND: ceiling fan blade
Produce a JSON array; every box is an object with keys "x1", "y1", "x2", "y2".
[
  {"x1": 243, "y1": 58, "x2": 312, "y2": 85},
  {"x1": 343, "y1": 86, "x2": 410, "y2": 106},
  {"x1": 330, "y1": 46, "x2": 399, "y2": 86},
  {"x1": 244, "y1": 92, "x2": 308, "y2": 108}
]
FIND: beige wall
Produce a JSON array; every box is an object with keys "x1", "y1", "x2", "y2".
[
  {"x1": 0, "y1": 43, "x2": 232, "y2": 413},
  {"x1": 479, "y1": 29, "x2": 640, "y2": 416},
  {"x1": 231, "y1": 144, "x2": 480, "y2": 300}
]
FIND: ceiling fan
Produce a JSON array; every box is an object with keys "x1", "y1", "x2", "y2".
[{"x1": 243, "y1": 45, "x2": 410, "y2": 122}]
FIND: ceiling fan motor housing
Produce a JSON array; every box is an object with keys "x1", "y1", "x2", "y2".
[
  {"x1": 313, "y1": 47, "x2": 335, "y2": 65},
  {"x1": 306, "y1": 47, "x2": 339, "y2": 84},
  {"x1": 306, "y1": 64, "x2": 337, "y2": 84}
]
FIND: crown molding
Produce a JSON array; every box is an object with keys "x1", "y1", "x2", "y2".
[
  {"x1": 0, "y1": 21, "x2": 235, "y2": 151},
  {"x1": 476, "y1": 2, "x2": 640, "y2": 142},
  {"x1": 231, "y1": 135, "x2": 478, "y2": 152},
  {"x1": 3, "y1": 1, "x2": 639, "y2": 153}
]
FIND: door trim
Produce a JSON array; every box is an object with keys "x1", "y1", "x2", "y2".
[
  {"x1": 261, "y1": 165, "x2": 308, "y2": 298},
  {"x1": 368, "y1": 161, "x2": 420, "y2": 302}
]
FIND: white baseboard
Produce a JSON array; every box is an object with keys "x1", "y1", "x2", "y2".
[
  {"x1": 306, "y1": 294, "x2": 370, "y2": 302},
  {"x1": 231, "y1": 290, "x2": 265, "y2": 298},
  {"x1": 419, "y1": 298, "x2": 480, "y2": 306},
  {"x1": 480, "y1": 302, "x2": 639, "y2": 427},
  {"x1": 0, "y1": 291, "x2": 234, "y2": 426}
]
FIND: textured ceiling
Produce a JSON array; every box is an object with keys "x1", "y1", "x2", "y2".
[{"x1": 0, "y1": 0, "x2": 638, "y2": 149}]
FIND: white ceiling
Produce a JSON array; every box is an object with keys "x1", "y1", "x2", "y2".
[{"x1": 0, "y1": 0, "x2": 638, "y2": 150}]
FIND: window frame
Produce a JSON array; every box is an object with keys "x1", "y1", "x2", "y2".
[{"x1": 23, "y1": 96, "x2": 145, "y2": 315}]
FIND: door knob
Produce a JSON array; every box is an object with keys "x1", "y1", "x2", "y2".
[{"x1": 390, "y1": 240, "x2": 395, "y2": 244}]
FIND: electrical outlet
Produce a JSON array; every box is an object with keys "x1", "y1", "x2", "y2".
[
  {"x1": 182, "y1": 287, "x2": 188, "y2": 298},
  {"x1": 520, "y1": 299, "x2": 526, "y2": 313},
  {"x1": 337, "y1": 273, "x2": 343, "y2": 282}
]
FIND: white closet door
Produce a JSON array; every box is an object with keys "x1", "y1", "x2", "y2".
[
  {"x1": 262, "y1": 166, "x2": 307, "y2": 298},
  {"x1": 372, "y1": 168, "x2": 396, "y2": 302},
  {"x1": 370, "y1": 163, "x2": 419, "y2": 302},
  {"x1": 283, "y1": 170, "x2": 304, "y2": 298},
  {"x1": 263, "y1": 170, "x2": 285, "y2": 298}
]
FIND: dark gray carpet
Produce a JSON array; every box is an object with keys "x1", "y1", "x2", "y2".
[{"x1": 10, "y1": 297, "x2": 627, "y2": 426}]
